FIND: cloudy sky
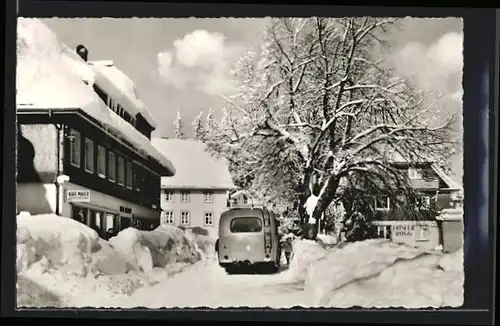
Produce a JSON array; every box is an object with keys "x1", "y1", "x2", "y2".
[{"x1": 42, "y1": 17, "x2": 463, "y2": 180}]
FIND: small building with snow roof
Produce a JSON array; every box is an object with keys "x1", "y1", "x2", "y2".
[
  {"x1": 16, "y1": 18, "x2": 175, "y2": 237},
  {"x1": 151, "y1": 138, "x2": 235, "y2": 238},
  {"x1": 332, "y1": 145, "x2": 463, "y2": 251}
]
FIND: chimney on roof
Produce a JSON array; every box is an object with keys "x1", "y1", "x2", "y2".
[{"x1": 76, "y1": 44, "x2": 88, "y2": 62}]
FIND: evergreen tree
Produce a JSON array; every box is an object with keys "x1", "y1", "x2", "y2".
[
  {"x1": 192, "y1": 110, "x2": 206, "y2": 141},
  {"x1": 174, "y1": 109, "x2": 186, "y2": 139}
]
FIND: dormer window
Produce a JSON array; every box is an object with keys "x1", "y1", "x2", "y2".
[{"x1": 408, "y1": 168, "x2": 422, "y2": 180}]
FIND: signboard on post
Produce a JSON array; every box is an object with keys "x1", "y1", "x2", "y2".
[{"x1": 67, "y1": 190, "x2": 90, "y2": 203}]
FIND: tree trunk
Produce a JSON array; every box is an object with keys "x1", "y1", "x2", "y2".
[{"x1": 309, "y1": 176, "x2": 340, "y2": 240}]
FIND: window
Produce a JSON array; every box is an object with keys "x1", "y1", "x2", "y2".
[
  {"x1": 408, "y1": 168, "x2": 422, "y2": 180},
  {"x1": 84, "y1": 138, "x2": 94, "y2": 173},
  {"x1": 97, "y1": 145, "x2": 106, "y2": 178},
  {"x1": 164, "y1": 191, "x2": 174, "y2": 201},
  {"x1": 181, "y1": 191, "x2": 190, "y2": 203},
  {"x1": 416, "y1": 226, "x2": 430, "y2": 242},
  {"x1": 204, "y1": 212, "x2": 214, "y2": 226},
  {"x1": 126, "y1": 161, "x2": 133, "y2": 189},
  {"x1": 163, "y1": 211, "x2": 174, "y2": 224},
  {"x1": 421, "y1": 195, "x2": 431, "y2": 208},
  {"x1": 230, "y1": 217, "x2": 262, "y2": 233},
  {"x1": 117, "y1": 156, "x2": 125, "y2": 185},
  {"x1": 376, "y1": 225, "x2": 391, "y2": 239},
  {"x1": 203, "y1": 191, "x2": 213, "y2": 203},
  {"x1": 69, "y1": 129, "x2": 81, "y2": 167},
  {"x1": 243, "y1": 196, "x2": 248, "y2": 205},
  {"x1": 375, "y1": 196, "x2": 390, "y2": 210},
  {"x1": 181, "y1": 211, "x2": 190, "y2": 225},
  {"x1": 108, "y1": 151, "x2": 116, "y2": 182},
  {"x1": 133, "y1": 165, "x2": 142, "y2": 192}
]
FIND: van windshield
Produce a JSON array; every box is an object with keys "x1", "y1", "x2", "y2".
[{"x1": 230, "y1": 217, "x2": 263, "y2": 233}]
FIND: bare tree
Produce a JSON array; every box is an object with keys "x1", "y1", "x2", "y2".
[
  {"x1": 192, "y1": 110, "x2": 206, "y2": 141},
  {"x1": 174, "y1": 109, "x2": 186, "y2": 139},
  {"x1": 206, "y1": 17, "x2": 457, "y2": 239}
]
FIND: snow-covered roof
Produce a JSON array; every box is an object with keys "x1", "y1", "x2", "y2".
[
  {"x1": 16, "y1": 18, "x2": 175, "y2": 175},
  {"x1": 87, "y1": 60, "x2": 157, "y2": 129},
  {"x1": 151, "y1": 138, "x2": 235, "y2": 190},
  {"x1": 430, "y1": 163, "x2": 462, "y2": 190},
  {"x1": 230, "y1": 190, "x2": 250, "y2": 198}
]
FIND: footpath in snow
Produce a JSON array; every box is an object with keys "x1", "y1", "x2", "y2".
[{"x1": 16, "y1": 212, "x2": 214, "y2": 308}]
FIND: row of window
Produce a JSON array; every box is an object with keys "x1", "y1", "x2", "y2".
[
  {"x1": 162, "y1": 211, "x2": 214, "y2": 226},
  {"x1": 374, "y1": 195, "x2": 432, "y2": 211},
  {"x1": 164, "y1": 191, "x2": 214, "y2": 203},
  {"x1": 69, "y1": 129, "x2": 153, "y2": 192},
  {"x1": 94, "y1": 85, "x2": 137, "y2": 128}
]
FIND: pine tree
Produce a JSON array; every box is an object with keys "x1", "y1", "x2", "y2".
[
  {"x1": 174, "y1": 109, "x2": 186, "y2": 139},
  {"x1": 192, "y1": 110, "x2": 206, "y2": 141},
  {"x1": 205, "y1": 108, "x2": 217, "y2": 134}
]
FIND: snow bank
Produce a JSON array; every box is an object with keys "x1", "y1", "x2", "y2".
[
  {"x1": 302, "y1": 239, "x2": 464, "y2": 308},
  {"x1": 17, "y1": 212, "x2": 104, "y2": 277},
  {"x1": 288, "y1": 239, "x2": 328, "y2": 282},
  {"x1": 108, "y1": 224, "x2": 206, "y2": 272},
  {"x1": 16, "y1": 213, "x2": 214, "y2": 307}
]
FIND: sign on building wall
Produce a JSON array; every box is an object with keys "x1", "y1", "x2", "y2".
[
  {"x1": 392, "y1": 224, "x2": 416, "y2": 237},
  {"x1": 67, "y1": 190, "x2": 91, "y2": 202}
]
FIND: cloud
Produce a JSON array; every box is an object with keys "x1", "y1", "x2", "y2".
[
  {"x1": 157, "y1": 29, "x2": 240, "y2": 95},
  {"x1": 392, "y1": 32, "x2": 463, "y2": 104},
  {"x1": 157, "y1": 51, "x2": 189, "y2": 89},
  {"x1": 392, "y1": 31, "x2": 464, "y2": 181}
]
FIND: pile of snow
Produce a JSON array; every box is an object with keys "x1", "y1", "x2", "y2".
[
  {"x1": 16, "y1": 212, "x2": 213, "y2": 307},
  {"x1": 287, "y1": 239, "x2": 327, "y2": 282},
  {"x1": 301, "y1": 239, "x2": 464, "y2": 308},
  {"x1": 16, "y1": 212, "x2": 107, "y2": 277},
  {"x1": 108, "y1": 224, "x2": 204, "y2": 272}
]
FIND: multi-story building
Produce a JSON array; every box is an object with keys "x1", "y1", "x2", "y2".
[
  {"x1": 16, "y1": 19, "x2": 175, "y2": 238},
  {"x1": 152, "y1": 138, "x2": 235, "y2": 238},
  {"x1": 369, "y1": 161, "x2": 463, "y2": 250},
  {"x1": 229, "y1": 190, "x2": 263, "y2": 207}
]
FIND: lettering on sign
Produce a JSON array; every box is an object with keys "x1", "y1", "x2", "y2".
[
  {"x1": 392, "y1": 224, "x2": 416, "y2": 237},
  {"x1": 67, "y1": 190, "x2": 90, "y2": 202}
]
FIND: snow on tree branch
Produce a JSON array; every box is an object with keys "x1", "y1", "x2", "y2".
[{"x1": 205, "y1": 17, "x2": 458, "y2": 238}]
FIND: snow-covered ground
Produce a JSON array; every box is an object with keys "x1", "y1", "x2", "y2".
[
  {"x1": 16, "y1": 213, "x2": 463, "y2": 308},
  {"x1": 16, "y1": 212, "x2": 214, "y2": 308}
]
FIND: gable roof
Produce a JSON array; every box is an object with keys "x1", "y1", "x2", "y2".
[
  {"x1": 16, "y1": 18, "x2": 175, "y2": 175},
  {"x1": 151, "y1": 138, "x2": 236, "y2": 190},
  {"x1": 88, "y1": 60, "x2": 157, "y2": 129}
]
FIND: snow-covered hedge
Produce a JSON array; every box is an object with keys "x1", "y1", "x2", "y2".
[{"x1": 298, "y1": 239, "x2": 464, "y2": 308}]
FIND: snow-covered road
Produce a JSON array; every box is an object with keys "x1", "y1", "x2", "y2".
[{"x1": 104, "y1": 258, "x2": 310, "y2": 308}]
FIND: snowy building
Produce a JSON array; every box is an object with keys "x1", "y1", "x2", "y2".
[
  {"x1": 228, "y1": 190, "x2": 263, "y2": 208},
  {"x1": 367, "y1": 161, "x2": 462, "y2": 250},
  {"x1": 16, "y1": 18, "x2": 176, "y2": 238},
  {"x1": 151, "y1": 138, "x2": 235, "y2": 238}
]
